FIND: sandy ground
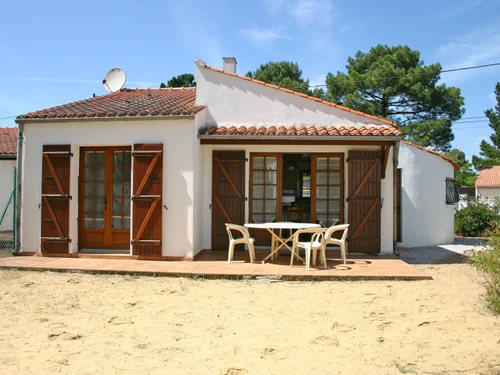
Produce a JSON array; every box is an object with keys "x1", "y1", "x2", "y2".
[{"x1": 0, "y1": 260, "x2": 499, "y2": 374}]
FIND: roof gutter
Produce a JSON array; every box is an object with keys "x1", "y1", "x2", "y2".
[
  {"x1": 15, "y1": 114, "x2": 196, "y2": 125},
  {"x1": 198, "y1": 135, "x2": 402, "y2": 143}
]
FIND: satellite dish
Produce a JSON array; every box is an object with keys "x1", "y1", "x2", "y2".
[{"x1": 103, "y1": 68, "x2": 126, "y2": 93}]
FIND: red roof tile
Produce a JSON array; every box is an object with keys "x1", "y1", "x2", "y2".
[
  {"x1": 17, "y1": 88, "x2": 205, "y2": 120},
  {"x1": 202, "y1": 65, "x2": 398, "y2": 127},
  {"x1": 0, "y1": 127, "x2": 17, "y2": 155},
  {"x1": 401, "y1": 141, "x2": 459, "y2": 171},
  {"x1": 476, "y1": 166, "x2": 500, "y2": 187},
  {"x1": 200, "y1": 124, "x2": 403, "y2": 137}
]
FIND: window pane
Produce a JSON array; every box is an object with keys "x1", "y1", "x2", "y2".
[
  {"x1": 96, "y1": 183, "x2": 105, "y2": 197},
  {"x1": 266, "y1": 158, "x2": 277, "y2": 170},
  {"x1": 317, "y1": 186, "x2": 327, "y2": 199},
  {"x1": 113, "y1": 152, "x2": 123, "y2": 166},
  {"x1": 85, "y1": 152, "x2": 94, "y2": 166},
  {"x1": 124, "y1": 167, "x2": 131, "y2": 181},
  {"x1": 316, "y1": 201, "x2": 327, "y2": 213},
  {"x1": 85, "y1": 183, "x2": 94, "y2": 197},
  {"x1": 265, "y1": 171, "x2": 277, "y2": 184},
  {"x1": 84, "y1": 214, "x2": 94, "y2": 229},
  {"x1": 329, "y1": 157, "x2": 340, "y2": 170},
  {"x1": 113, "y1": 183, "x2": 123, "y2": 197},
  {"x1": 253, "y1": 200, "x2": 264, "y2": 212},
  {"x1": 253, "y1": 157, "x2": 265, "y2": 170},
  {"x1": 316, "y1": 157, "x2": 328, "y2": 171},
  {"x1": 329, "y1": 186, "x2": 340, "y2": 199},
  {"x1": 84, "y1": 198, "x2": 93, "y2": 213},
  {"x1": 123, "y1": 182, "x2": 130, "y2": 197},
  {"x1": 85, "y1": 167, "x2": 94, "y2": 181},
  {"x1": 124, "y1": 152, "x2": 131, "y2": 166},
  {"x1": 253, "y1": 185, "x2": 264, "y2": 199},
  {"x1": 123, "y1": 216, "x2": 130, "y2": 229},
  {"x1": 95, "y1": 152, "x2": 105, "y2": 166},
  {"x1": 113, "y1": 167, "x2": 123, "y2": 182},
  {"x1": 95, "y1": 214, "x2": 104, "y2": 228},
  {"x1": 96, "y1": 168, "x2": 105, "y2": 181},
  {"x1": 113, "y1": 198, "x2": 122, "y2": 213},
  {"x1": 95, "y1": 198, "x2": 105, "y2": 212},
  {"x1": 112, "y1": 216, "x2": 122, "y2": 229},
  {"x1": 316, "y1": 172, "x2": 327, "y2": 185},
  {"x1": 124, "y1": 201, "x2": 130, "y2": 213},
  {"x1": 328, "y1": 201, "x2": 340, "y2": 214},
  {"x1": 265, "y1": 186, "x2": 276, "y2": 199},
  {"x1": 328, "y1": 172, "x2": 340, "y2": 185},
  {"x1": 265, "y1": 200, "x2": 276, "y2": 213},
  {"x1": 253, "y1": 171, "x2": 264, "y2": 184}
]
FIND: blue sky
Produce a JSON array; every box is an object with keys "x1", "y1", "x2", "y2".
[{"x1": 1, "y1": 0, "x2": 499, "y2": 161}]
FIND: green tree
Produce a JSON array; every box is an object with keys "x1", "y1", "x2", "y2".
[
  {"x1": 325, "y1": 44, "x2": 465, "y2": 152},
  {"x1": 472, "y1": 82, "x2": 500, "y2": 169},
  {"x1": 246, "y1": 61, "x2": 310, "y2": 95},
  {"x1": 445, "y1": 148, "x2": 477, "y2": 187},
  {"x1": 160, "y1": 73, "x2": 196, "y2": 88}
]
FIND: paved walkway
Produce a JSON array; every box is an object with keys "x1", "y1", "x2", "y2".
[{"x1": 0, "y1": 249, "x2": 431, "y2": 280}]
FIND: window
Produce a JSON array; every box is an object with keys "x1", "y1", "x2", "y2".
[{"x1": 445, "y1": 178, "x2": 460, "y2": 204}]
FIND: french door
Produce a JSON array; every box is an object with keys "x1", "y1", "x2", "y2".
[{"x1": 79, "y1": 147, "x2": 131, "y2": 249}]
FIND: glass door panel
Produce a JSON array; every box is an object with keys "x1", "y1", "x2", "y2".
[{"x1": 313, "y1": 155, "x2": 343, "y2": 227}]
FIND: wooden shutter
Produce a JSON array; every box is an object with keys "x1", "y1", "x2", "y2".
[
  {"x1": 347, "y1": 150, "x2": 381, "y2": 254},
  {"x1": 211, "y1": 151, "x2": 246, "y2": 250},
  {"x1": 40, "y1": 145, "x2": 72, "y2": 253},
  {"x1": 132, "y1": 144, "x2": 162, "y2": 257}
]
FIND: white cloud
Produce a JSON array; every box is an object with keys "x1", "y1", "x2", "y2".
[
  {"x1": 440, "y1": 0, "x2": 486, "y2": 19},
  {"x1": 241, "y1": 27, "x2": 293, "y2": 44},
  {"x1": 475, "y1": 136, "x2": 488, "y2": 146},
  {"x1": 436, "y1": 26, "x2": 500, "y2": 84},
  {"x1": 263, "y1": 0, "x2": 287, "y2": 14},
  {"x1": 289, "y1": 0, "x2": 333, "y2": 28}
]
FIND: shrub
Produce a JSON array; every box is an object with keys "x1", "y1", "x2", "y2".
[
  {"x1": 469, "y1": 227, "x2": 500, "y2": 314},
  {"x1": 455, "y1": 200, "x2": 497, "y2": 237}
]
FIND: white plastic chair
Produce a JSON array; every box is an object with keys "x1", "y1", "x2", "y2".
[
  {"x1": 324, "y1": 224, "x2": 349, "y2": 264},
  {"x1": 225, "y1": 223, "x2": 256, "y2": 264},
  {"x1": 290, "y1": 227, "x2": 327, "y2": 270}
]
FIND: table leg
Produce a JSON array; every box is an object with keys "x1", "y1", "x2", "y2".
[{"x1": 261, "y1": 229, "x2": 304, "y2": 264}]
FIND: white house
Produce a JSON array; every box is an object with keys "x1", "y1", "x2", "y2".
[
  {"x1": 476, "y1": 166, "x2": 500, "y2": 204},
  {"x1": 14, "y1": 58, "x2": 458, "y2": 260},
  {"x1": 0, "y1": 127, "x2": 17, "y2": 234}
]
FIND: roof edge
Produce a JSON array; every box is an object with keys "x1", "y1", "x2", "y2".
[
  {"x1": 401, "y1": 140, "x2": 459, "y2": 171},
  {"x1": 15, "y1": 114, "x2": 197, "y2": 124},
  {"x1": 199, "y1": 134, "x2": 401, "y2": 142},
  {"x1": 201, "y1": 65, "x2": 398, "y2": 128}
]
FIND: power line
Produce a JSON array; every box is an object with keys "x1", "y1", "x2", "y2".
[
  {"x1": 310, "y1": 62, "x2": 500, "y2": 88},
  {"x1": 453, "y1": 120, "x2": 489, "y2": 124},
  {"x1": 0, "y1": 116, "x2": 17, "y2": 121}
]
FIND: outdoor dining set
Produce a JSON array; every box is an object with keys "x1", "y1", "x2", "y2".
[{"x1": 225, "y1": 221, "x2": 349, "y2": 270}]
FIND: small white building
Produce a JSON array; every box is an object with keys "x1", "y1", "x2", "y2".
[
  {"x1": 476, "y1": 166, "x2": 500, "y2": 205},
  {"x1": 15, "y1": 58, "x2": 458, "y2": 259}
]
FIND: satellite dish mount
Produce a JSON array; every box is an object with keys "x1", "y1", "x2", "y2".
[{"x1": 103, "y1": 68, "x2": 126, "y2": 93}]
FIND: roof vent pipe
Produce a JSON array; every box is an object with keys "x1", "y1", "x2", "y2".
[{"x1": 223, "y1": 57, "x2": 237, "y2": 74}]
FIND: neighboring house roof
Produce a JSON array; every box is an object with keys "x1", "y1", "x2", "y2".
[
  {"x1": 202, "y1": 65, "x2": 398, "y2": 127},
  {"x1": 16, "y1": 88, "x2": 205, "y2": 121},
  {"x1": 401, "y1": 140, "x2": 459, "y2": 171},
  {"x1": 201, "y1": 124, "x2": 402, "y2": 137},
  {"x1": 476, "y1": 166, "x2": 500, "y2": 187},
  {"x1": 0, "y1": 127, "x2": 17, "y2": 157}
]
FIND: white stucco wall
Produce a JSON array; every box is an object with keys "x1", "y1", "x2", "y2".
[
  {"x1": 19, "y1": 118, "x2": 196, "y2": 257},
  {"x1": 196, "y1": 144, "x2": 394, "y2": 256},
  {"x1": 196, "y1": 66, "x2": 390, "y2": 127},
  {"x1": 0, "y1": 159, "x2": 16, "y2": 232},
  {"x1": 477, "y1": 187, "x2": 500, "y2": 199},
  {"x1": 397, "y1": 143, "x2": 456, "y2": 247}
]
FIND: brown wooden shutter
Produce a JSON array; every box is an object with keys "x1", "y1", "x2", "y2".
[
  {"x1": 211, "y1": 151, "x2": 246, "y2": 250},
  {"x1": 132, "y1": 144, "x2": 162, "y2": 257},
  {"x1": 347, "y1": 150, "x2": 381, "y2": 254},
  {"x1": 40, "y1": 145, "x2": 72, "y2": 253}
]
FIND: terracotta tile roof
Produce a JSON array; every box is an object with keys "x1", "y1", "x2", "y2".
[
  {"x1": 200, "y1": 124, "x2": 403, "y2": 137},
  {"x1": 17, "y1": 88, "x2": 205, "y2": 120},
  {"x1": 0, "y1": 127, "x2": 17, "y2": 156},
  {"x1": 402, "y1": 140, "x2": 459, "y2": 171},
  {"x1": 202, "y1": 65, "x2": 398, "y2": 127},
  {"x1": 476, "y1": 166, "x2": 500, "y2": 187}
]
